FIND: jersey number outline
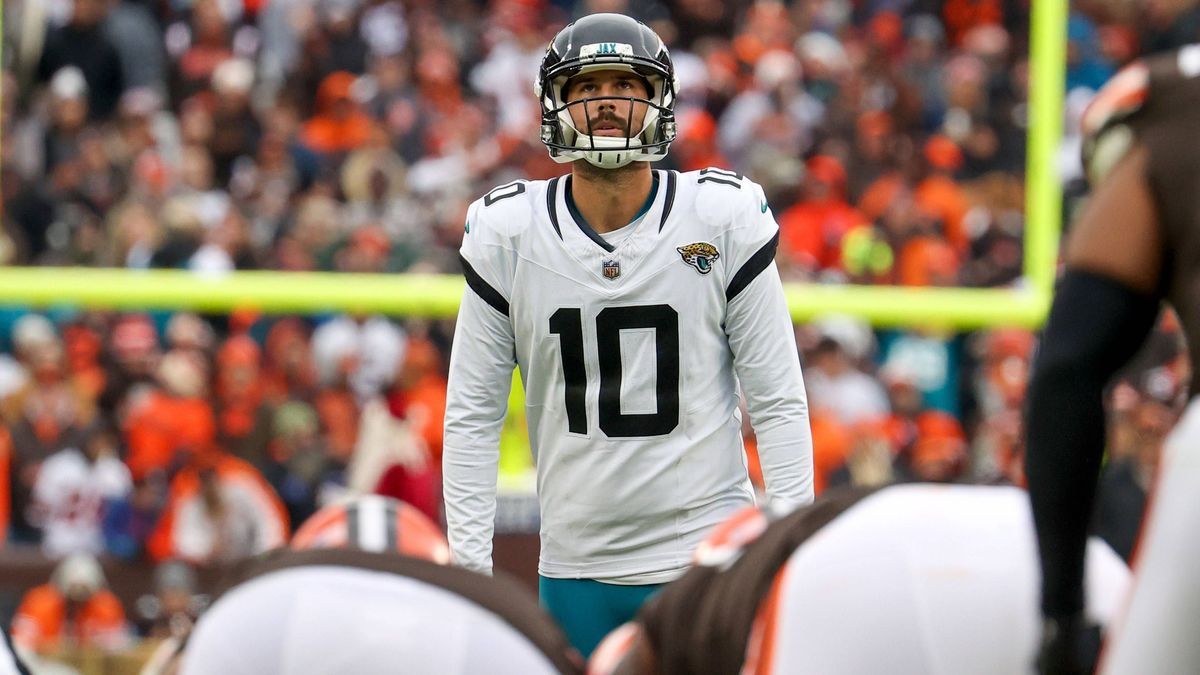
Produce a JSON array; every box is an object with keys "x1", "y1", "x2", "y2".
[
  {"x1": 549, "y1": 304, "x2": 680, "y2": 437},
  {"x1": 483, "y1": 181, "x2": 526, "y2": 206}
]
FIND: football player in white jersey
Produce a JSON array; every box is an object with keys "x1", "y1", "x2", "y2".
[{"x1": 443, "y1": 13, "x2": 814, "y2": 657}]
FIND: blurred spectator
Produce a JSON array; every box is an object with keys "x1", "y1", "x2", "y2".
[
  {"x1": 0, "y1": 425, "x2": 13, "y2": 545},
  {"x1": 905, "y1": 411, "x2": 968, "y2": 483},
  {"x1": 0, "y1": 314, "x2": 57, "y2": 401},
  {"x1": 99, "y1": 314, "x2": 160, "y2": 419},
  {"x1": 826, "y1": 419, "x2": 896, "y2": 490},
  {"x1": 387, "y1": 336, "x2": 447, "y2": 466},
  {"x1": 123, "y1": 349, "x2": 216, "y2": 481},
  {"x1": 35, "y1": 0, "x2": 125, "y2": 121},
  {"x1": 11, "y1": 553, "x2": 130, "y2": 653},
  {"x1": 39, "y1": 67, "x2": 91, "y2": 178},
  {"x1": 260, "y1": 318, "x2": 319, "y2": 403},
  {"x1": 104, "y1": 0, "x2": 167, "y2": 95},
  {"x1": 301, "y1": 71, "x2": 374, "y2": 157},
  {"x1": 213, "y1": 335, "x2": 272, "y2": 468},
  {"x1": 808, "y1": 411, "x2": 853, "y2": 495},
  {"x1": 147, "y1": 448, "x2": 289, "y2": 564},
  {"x1": 1067, "y1": 14, "x2": 1115, "y2": 91},
  {"x1": 878, "y1": 329, "x2": 961, "y2": 415},
  {"x1": 312, "y1": 314, "x2": 406, "y2": 402},
  {"x1": 779, "y1": 155, "x2": 866, "y2": 276},
  {"x1": 969, "y1": 328, "x2": 1035, "y2": 485},
  {"x1": 805, "y1": 335, "x2": 888, "y2": 425},
  {"x1": 263, "y1": 400, "x2": 343, "y2": 526},
  {"x1": 209, "y1": 58, "x2": 260, "y2": 186},
  {"x1": 4, "y1": 317, "x2": 94, "y2": 545},
  {"x1": 170, "y1": 0, "x2": 236, "y2": 100},
  {"x1": 719, "y1": 50, "x2": 820, "y2": 169},
  {"x1": 915, "y1": 135, "x2": 971, "y2": 250},
  {"x1": 30, "y1": 423, "x2": 131, "y2": 558}
]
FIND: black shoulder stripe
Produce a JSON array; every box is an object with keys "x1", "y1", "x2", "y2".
[
  {"x1": 658, "y1": 170, "x2": 677, "y2": 231},
  {"x1": 461, "y1": 254, "x2": 510, "y2": 316},
  {"x1": 546, "y1": 176, "x2": 563, "y2": 240},
  {"x1": 725, "y1": 230, "x2": 780, "y2": 302}
]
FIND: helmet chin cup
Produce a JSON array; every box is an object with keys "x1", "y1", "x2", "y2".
[{"x1": 575, "y1": 134, "x2": 640, "y2": 169}]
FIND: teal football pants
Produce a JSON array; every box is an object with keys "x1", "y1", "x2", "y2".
[{"x1": 538, "y1": 576, "x2": 664, "y2": 659}]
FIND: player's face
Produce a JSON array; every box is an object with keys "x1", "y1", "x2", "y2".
[{"x1": 563, "y1": 70, "x2": 651, "y2": 140}]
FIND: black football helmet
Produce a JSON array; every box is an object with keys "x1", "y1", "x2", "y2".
[{"x1": 535, "y1": 13, "x2": 679, "y2": 169}]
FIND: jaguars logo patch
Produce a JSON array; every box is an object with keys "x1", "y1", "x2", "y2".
[{"x1": 677, "y1": 242, "x2": 720, "y2": 275}]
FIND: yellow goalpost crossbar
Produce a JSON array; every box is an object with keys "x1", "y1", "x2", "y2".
[{"x1": 0, "y1": 1, "x2": 1067, "y2": 330}]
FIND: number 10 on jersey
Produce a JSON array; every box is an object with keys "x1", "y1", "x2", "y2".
[{"x1": 549, "y1": 305, "x2": 680, "y2": 438}]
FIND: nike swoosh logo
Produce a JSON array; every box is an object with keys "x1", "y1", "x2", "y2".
[{"x1": 760, "y1": 200, "x2": 769, "y2": 213}]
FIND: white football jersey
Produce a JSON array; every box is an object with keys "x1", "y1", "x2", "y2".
[
  {"x1": 31, "y1": 448, "x2": 131, "y2": 558},
  {"x1": 444, "y1": 168, "x2": 814, "y2": 582}
]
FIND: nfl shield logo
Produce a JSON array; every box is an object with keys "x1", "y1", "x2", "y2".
[{"x1": 602, "y1": 259, "x2": 620, "y2": 279}]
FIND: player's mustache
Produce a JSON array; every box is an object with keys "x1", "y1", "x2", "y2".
[{"x1": 586, "y1": 111, "x2": 629, "y2": 130}]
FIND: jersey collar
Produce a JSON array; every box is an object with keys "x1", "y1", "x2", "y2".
[
  {"x1": 546, "y1": 170, "x2": 677, "y2": 252},
  {"x1": 563, "y1": 172, "x2": 660, "y2": 253}
]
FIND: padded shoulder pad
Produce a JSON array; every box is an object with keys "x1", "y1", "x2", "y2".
[
  {"x1": 691, "y1": 167, "x2": 757, "y2": 228},
  {"x1": 466, "y1": 180, "x2": 542, "y2": 242},
  {"x1": 1081, "y1": 63, "x2": 1148, "y2": 185},
  {"x1": 686, "y1": 170, "x2": 780, "y2": 300},
  {"x1": 461, "y1": 180, "x2": 540, "y2": 306}
]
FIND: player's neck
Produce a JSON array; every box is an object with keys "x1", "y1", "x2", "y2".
[{"x1": 569, "y1": 162, "x2": 654, "y2": 234}]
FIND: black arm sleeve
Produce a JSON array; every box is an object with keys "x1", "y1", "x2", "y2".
[{"x1": 1025, "y1": 269, "x2": 1160, "y2": 617}]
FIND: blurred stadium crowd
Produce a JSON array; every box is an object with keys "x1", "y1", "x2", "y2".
[{"x1": 0, "y1": 0, "x2": 1193, "y2": 664}]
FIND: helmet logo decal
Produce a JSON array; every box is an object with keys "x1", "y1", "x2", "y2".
[
  {"x1": 677, "y1": 242, "x2": 720, "y2": 275},
  {"x1": 580, "y1": 42, "x2": 634, "y2": 58}
]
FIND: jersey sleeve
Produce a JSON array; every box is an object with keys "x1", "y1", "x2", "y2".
[
  {"x1": 443, "y1": 198, "x2": 518, "y2": 575},
  {"x1": 458, "y1": 199, "x2": 516, "y2": 314},
  {"x1": 719, "y1": 178, "x2": 780, "y2": 302},
  {"x1": 722, "y1": 181, "x2": 814, "y2": 509}
]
